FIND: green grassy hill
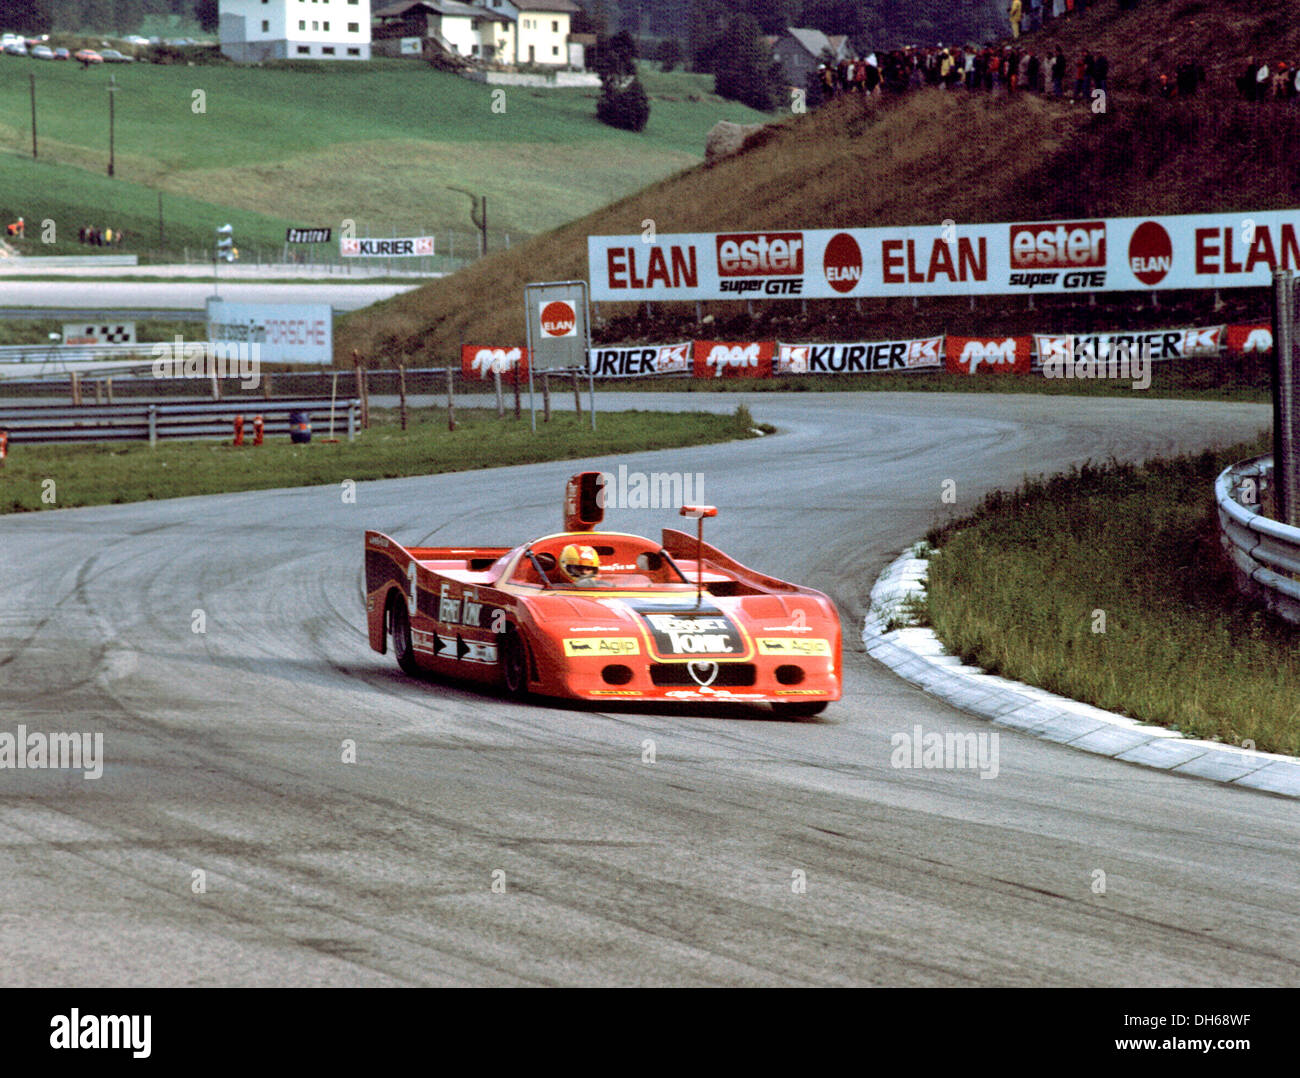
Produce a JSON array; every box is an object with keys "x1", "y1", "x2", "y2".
[{"x1": 0, "y1": 57, "x2": 768, "y2": 258}]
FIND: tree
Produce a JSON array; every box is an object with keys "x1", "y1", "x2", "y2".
[
  {"x1": 194, "y1": 0, "x2": 218, "y2": 33},
  {"x1": 713, "y1": 12, "x2": 782, "y2": 110},
  {"x1": 657, "y1": 38, "x2": 683, "y2": 72},
  {"x1": 112, "y1": 0, "x2": 145, "y2": 33},
  {"x1": 594, "y1": 29, "x2": 650, "y2": 132},
  {"x1": 573, "y1": 0, "x2": 610, "y2": 37},
  {"x1": 597, "y1": 77, "x2": 650, "y2": 131},
  {"x1": 742, "y1": 0, "x2": 797, "y2": 36},
  {"x1": 593, "y1": 29, "x2": 637, "y2": 85}
]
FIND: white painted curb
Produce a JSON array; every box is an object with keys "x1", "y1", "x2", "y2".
[{"x1": 863, "y1": 544, "x2": 1300, "y2": 798}]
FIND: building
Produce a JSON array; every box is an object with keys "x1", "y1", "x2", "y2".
[
  {"x1": 219, "y1": 0, "x2": 372, "y2": 62},
  {"x1": 769, "y1": 27, "x2": 851, "y2": 88},
  {"x1": 372, "y1": 1, "x2": 514, "y2": 63},
  {"x1": 486, "y1": 0, "x2": 578, "y2": 67}
]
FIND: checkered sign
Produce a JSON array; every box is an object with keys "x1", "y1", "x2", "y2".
[{"x1": 62, "y1": 323, "x2": 136, "y2": 345}]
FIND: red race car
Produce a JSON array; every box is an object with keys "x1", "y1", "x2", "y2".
[{"x1": 365, "y1": 472, "x2": 842, "y2": 716}]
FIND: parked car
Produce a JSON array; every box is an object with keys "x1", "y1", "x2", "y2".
[
  {"x1": 100, "y1": 49, "x2": 132, "y2": 63},
  {"x1": 73, "y1": 49, "x2": 103, "y2": 64},
  {"x1": 30, "y1": 44, "x2": 53, "y2": 60},
  {"x1": 4, "y1": 41, "x2": 28, "y2": 56},
  {"x1": 53, "y1": 47, "x2": 69, "y2": 60},
  {"x1": 124, "y1": 35, "x2": 149, "y2": 46}
]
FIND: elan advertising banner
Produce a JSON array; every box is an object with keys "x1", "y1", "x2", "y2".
[{"x1": 588, "y1": 211, "x2": 1300, "y2": 301}]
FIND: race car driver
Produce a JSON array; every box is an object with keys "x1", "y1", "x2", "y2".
[{"x1": 559, "y1": 544, "x2": 601, "y2": 587}]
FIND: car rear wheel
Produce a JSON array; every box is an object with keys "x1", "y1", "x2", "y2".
[
  {"x1": 501, "y1": 628, "x2": 529, "y2": 697},
  {"x1": 389, "y1": 597, "x2": 421, "y2": 677},
  {"x1": 771, "y1": 701, "x2": 827, "y2": 718}
]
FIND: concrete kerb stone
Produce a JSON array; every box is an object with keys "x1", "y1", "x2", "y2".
[{"x1": 863, "y1": 543, "x2": 1300, "y2": 799}]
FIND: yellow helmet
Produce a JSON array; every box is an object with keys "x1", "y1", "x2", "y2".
[{"x1": 559, "y1": 544, "x2": 599, "y2": 583}]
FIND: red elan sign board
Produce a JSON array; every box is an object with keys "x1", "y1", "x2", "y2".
[{"x1": 588, "y1": 212, "x2": 1300, "y2": 300}]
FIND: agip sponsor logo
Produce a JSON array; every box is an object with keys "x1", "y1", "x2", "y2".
[
  {"x1": 563, "y1": 637, "x2": 640, "y2": 657},
  {"x1": 1009, "y1": 220, "x2": 1107, "y2": 289},
  {"x1": 1129, "y1": 221, "x2": 1173, "y2": 286},
  {"x1": 757, "y1": 638, "x2": 831, "y2": 656},
  {"x1": 716, "y1": 232, "x2": 805, "y2": 295}
]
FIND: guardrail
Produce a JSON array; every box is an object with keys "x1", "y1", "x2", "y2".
[
  {"x1": 0, "y1": 342, "x2": 167, "y2": 364},
  {"x1": 0, "y1": 397, "x2": 358, "y2": 446},
  {"x1": 1215, "y1": 455, "x2": 1300, "y2": 624}
]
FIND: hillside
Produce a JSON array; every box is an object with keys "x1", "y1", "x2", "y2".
[
  {"x1": 0, "y1": 58, "x2": 766, "y2": 258},
  {"x1": 336, "y1": 0, "x2": 1300, "y2": 365}
]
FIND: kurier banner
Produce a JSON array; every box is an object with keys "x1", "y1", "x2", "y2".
[
  {"x1": 1034, "y1": 327, "x2": 1224, "y2": 365},
  {"x1": 777, "y1": 337, "x2": 943, "y2": 373},
  {"x1": 588, "y1": 342, "x2": 692, "y2": 378},
  {"x1": 460, "y1": 344, "x2": 529, "y2": 382},
  {"x1": 341, "y1": 235, "x2": 435, "y2": 257},
  {"x1": 588, "y1": 212, "x2": 1300, "y2": 301}
]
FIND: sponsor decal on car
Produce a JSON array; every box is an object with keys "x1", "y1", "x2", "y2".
[
  {"x1": 625, "y1": 599, "x2": 750, "y2": 659},
  {"x1": 563, "y1": 637, "x2": 640, "y2": 657},
  {"x1": 757, "y1": 638, "x2": 831, "y2": 656}
]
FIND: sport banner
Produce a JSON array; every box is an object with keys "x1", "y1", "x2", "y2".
[
  {"x1": 589, "y1": 213, "x2": 1300, "y2": 300},
  {"x1": 776, "y1": 337, "x2": 943, "y2": 374},
  {"x1": 1224, "y1": 323, "x2": 1272, "y2": 354},
  {"x1": 460, "y1": 345, "x2": 529, "y2": 382},
  {"x1": 588, "y1": 342, "x2": 691, "y2": 378},
  {"x1": 1034, "y1": 327, "x2": 1224, "y2": 365},
  {"x1": 945, "y1": 336, "x2": 1034, "y2": 375},
  {"x1": 692, "y1": 340, "x2": 774, "y2": 379}
]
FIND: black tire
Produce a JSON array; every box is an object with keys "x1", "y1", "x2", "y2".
[
  {"x1": 389, "y1": 597, "x2": 421, "y2": 677},
  {"x1": 771, "y1": 701, "x2": 827, "y2": 718},
  {"x1": 500, "y1": 628, "x2": 529, "y2": 698}
]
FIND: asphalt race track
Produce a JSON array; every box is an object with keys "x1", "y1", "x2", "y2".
[
  {"x1": 1, "y1": 391, "x2": 1296, "y2": 986},
  {"x1": 0, "y1": 281, "x2": 414, "y2": 313}
]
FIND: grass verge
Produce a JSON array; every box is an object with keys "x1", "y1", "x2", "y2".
[
  {"x1": 0, "y1": 405, "x2": 772, "y2": 514},
  {"x1": 921, "y1": 436, "x2": 1300, "y2": 758}
]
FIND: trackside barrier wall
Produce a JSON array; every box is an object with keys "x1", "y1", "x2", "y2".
[
  {"x1": 1215, "y1": 455, "x2": 1300, "y2": 624},
  {"x1": 0, "y1": 398, "x2": 358, "y2": 446}
]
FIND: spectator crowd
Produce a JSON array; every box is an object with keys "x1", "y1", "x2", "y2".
[{"x1": 817, "y1": 44, "x2": 1110, "y2": 104}]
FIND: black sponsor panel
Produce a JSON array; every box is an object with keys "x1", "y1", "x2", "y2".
[{"x1": 629, "y1": 600, "x2": 745, "y2": 658}]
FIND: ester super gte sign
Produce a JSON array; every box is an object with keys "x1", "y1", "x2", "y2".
[{"x1": 588, "y1": 211, "x2": 1300, "y2": 300}]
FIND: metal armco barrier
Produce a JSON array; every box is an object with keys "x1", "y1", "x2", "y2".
[
  {"x1": 1215, "y1": 455, "x2": 1300, "y2": 625},
  {"x1": 0, "y1": 398, "x2": 358, "y2": 446}
]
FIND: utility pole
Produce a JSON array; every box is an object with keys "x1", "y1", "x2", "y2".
[
  {"x1": 30, "y1": 74, "x2": 37, "y2": 159},
  {"x1": 107, "y1": 75, "x2": 117, "y2": 177}
]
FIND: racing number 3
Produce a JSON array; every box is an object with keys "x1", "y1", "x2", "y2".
[{"x1": 407, "y1": 561, "x2": 419, "y2": 616}]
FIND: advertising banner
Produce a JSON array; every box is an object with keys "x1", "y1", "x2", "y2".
[
  {"x1": 286, "y1": 228, "x2": 332, "y2": 243},
  {"x1": 588, "y1": 342, "x2": 692, "y2": 378},
  {"x1": 340, "y1": 235, "x2": 435, "y2": 257},
  {"x1": 1224, "y1": 323, "x2": 1273, "y2": 354},
  {"x1": 205, "y1": 300, "x2": 332, "y2": 365},
  {"x1": 944, "y1": 336, "x2": 1034, "y2": 375},
  {"x1": 589, "y1": 212, "x2": 1300, "y2": 300},
  {"x1": 776, "y1": 337, "x2": 943, "y2": 374},
  {"x1": 1034, "y1": 327, "x2": 1224, "y2": 365},
  {"x1": 62, "y1": 323, "x2": 135, "y2": 346},
  {"x1": 460, "y1": 345, "x2": 529, "y2": 381},
  {"x1": 692, "y1": 340, "x2": 774, "y2": 379}
]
